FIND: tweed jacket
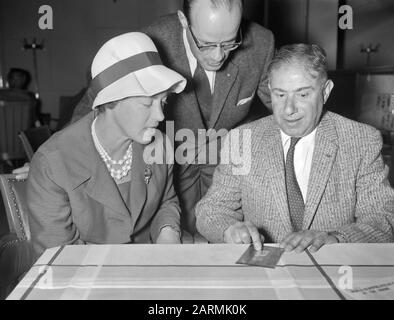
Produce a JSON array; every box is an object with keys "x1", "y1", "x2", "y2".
[
  {"x1": 27, "y1": 112, "x2": 181, "y2": 256},
  {"x1": 196, "y1": 112, "x2": 394, "y2": 243}
]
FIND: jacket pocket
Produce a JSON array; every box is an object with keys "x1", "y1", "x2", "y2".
[{"x1": 236, "y1": 92, "x2": 255, "y2": 107}]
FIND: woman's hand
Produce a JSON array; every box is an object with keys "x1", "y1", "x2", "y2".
[{"x1": 156, "y1": 226, "x2": 181, "y2": 244}]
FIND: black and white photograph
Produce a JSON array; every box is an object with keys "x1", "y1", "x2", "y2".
[{"x1": 0, "y1": 0, "x2": 394, "y2": 307}]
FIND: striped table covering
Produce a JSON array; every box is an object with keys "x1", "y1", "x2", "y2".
[{"x1": 7, "y1": 244, "x2": 394, "y2": 300}]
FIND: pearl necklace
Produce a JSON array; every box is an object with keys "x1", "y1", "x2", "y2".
[{"x1": 91, "y1": 118, "x2": 133, "y2": 180}]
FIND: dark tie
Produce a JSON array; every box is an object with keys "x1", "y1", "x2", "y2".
[
  {"x1": 285, "y1": 137, "x2": 305, "y2": 231},
  {"x1": 193, "y1": 63, "x2": 212, "y2": 127}
]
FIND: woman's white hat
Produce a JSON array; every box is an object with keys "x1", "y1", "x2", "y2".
[{"x1": 90, "y1": 32, "x2": 187, "y2": 109}]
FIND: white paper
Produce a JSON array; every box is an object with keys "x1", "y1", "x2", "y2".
[{"x1": 342, "y1": 277, "x2": 394, "y2": 300}]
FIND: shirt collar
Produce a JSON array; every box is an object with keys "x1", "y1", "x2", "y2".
[{"x1": 280, "y1": 127, "x2": 317, "y2": 147}]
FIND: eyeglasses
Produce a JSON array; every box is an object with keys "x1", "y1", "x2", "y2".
[{"x1": 188, "y1": 25, "x2": 243, "y2": 53}]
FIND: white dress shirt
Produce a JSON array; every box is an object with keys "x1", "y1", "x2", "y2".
[
  {"x1": 280, "y1": 129, "x2": 317, "y2": 202},
  {"x1": 182, "y1": 29, "x2": 216, "y2": 93}
]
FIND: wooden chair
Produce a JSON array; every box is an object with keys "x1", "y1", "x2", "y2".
[
  {"x1": 0, "y1": 233, "x2": 35, "y2": 299},
  {"x1": 57, "y1": 89, "x2": 86, "y2": 131},
  {"x1": 19, "y1": 125, "x2": 51, "y2": 161},
  {"x1": 0, "y1": 174, "x2": 35, "y2": 299},
  {"x1": 0, "y1": 174, "x2": 30, "y2": 241}
]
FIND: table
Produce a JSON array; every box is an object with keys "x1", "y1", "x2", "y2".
[{"x1": 7, "y1": 244, "x2": 394, "y2": 300}]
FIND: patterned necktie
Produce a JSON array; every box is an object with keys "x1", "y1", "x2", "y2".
[
  {"x1": 285, "y1": 137, "x2": 305, "y2": 231},
  {"x1": 193, "y1": 63, "x2": 212, "y2": 127}
]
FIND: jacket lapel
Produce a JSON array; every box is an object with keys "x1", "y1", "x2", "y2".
[
  {"x1": 209, "y1": 61, "x2": 239, "y2": 129},
  {"x1": 84, "y1": 154, "x2": 130, "y2": 217},
  {"x1": 128, "y1": 142, "x2": 148, "y2": 231},
  {"x1": 170, "y1": 28, "x2": 206, "y2": 131},
  {"x1": 263, "y1": 125, "x2": 293, "y2": 233},
  {"x1": 303, "y1": 113, "x2": 339, "y2": 229}
]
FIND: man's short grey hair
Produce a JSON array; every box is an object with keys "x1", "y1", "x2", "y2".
[
  {"x1": 267, "y1": 43, "x2": 328, "y2": 83},
  {"x1": 183, "y1": 0, "x2": 243, "y2": 21}
]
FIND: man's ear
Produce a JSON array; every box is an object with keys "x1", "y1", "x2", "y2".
[
  {"x1": 177, "y1": 10, "x2": 188, "y2": 29},
  {"x1": 323, "y1": 79, "x2": 334, "y2": 104}
]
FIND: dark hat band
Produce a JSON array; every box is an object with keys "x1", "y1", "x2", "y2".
[{"x1": 90, "y1": 51, "x2": 163, "y2": 98}]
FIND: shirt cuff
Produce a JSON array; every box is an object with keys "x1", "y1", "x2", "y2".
[{"x1": 328, "y1": 231, "x2": 347, "y2": 243}]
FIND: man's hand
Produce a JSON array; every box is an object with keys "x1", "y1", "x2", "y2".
[
  {"x1": 280, "y1": 230, "x2": 338, "y2": 253},
  {"x1": 156, "y1": 226, "x2": 181, "y2": 244},
  {"x1": 12, "y1": 162, "x2": 30, "y2": 180},
  {"x1": 224, "y1": 221, "x2": 264, "y2": 250}
]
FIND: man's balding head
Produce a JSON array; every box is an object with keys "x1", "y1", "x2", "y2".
[
  {"x1": 183, "y1": 0, "x2": 243, "y2": 23},
  {"x1": 178, "y1": 0, "x2": 243, "y2": 71}
]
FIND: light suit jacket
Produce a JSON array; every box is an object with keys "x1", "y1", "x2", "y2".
[
  {"x1": 27, "y1": 113, "x2": 180, "y2": 256},
  {"x1": 196, "y1": 112, "x2": 394, "y2": 243}
]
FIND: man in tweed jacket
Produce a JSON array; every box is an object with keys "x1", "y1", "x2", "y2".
[{"x1": 196, "y1": 44, "x2": 394, "y2": 252}]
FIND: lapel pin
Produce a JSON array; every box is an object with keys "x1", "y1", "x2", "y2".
[{"x1": 144, "y1": 165, "x2": 152, "y2": 185}]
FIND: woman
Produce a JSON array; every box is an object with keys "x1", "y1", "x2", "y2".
[{"x1": 26, "y1": 32, "x2": 187, "y2": 256}]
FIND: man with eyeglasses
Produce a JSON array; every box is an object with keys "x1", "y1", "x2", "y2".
[{"x1": 57, "y1": 0, "x2": 275, "y2": 236}]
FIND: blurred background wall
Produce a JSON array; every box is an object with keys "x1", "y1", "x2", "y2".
[{"x1": 343, "y1": 0, "x2": 394, "y2": 69}]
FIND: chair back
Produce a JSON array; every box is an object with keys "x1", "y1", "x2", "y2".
[
  {"x1": 0, "y1": 97, "x2": 34, "y2": 161},
  {"x1": 19, "y1": 125, "x2": 51, "y2": 161},
  {"x1": 57, "y1": 90, "x2": 86, "y2": 130},
  {"x1": 0, "y1": 174, "x2": 30, "y2": 240}
]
